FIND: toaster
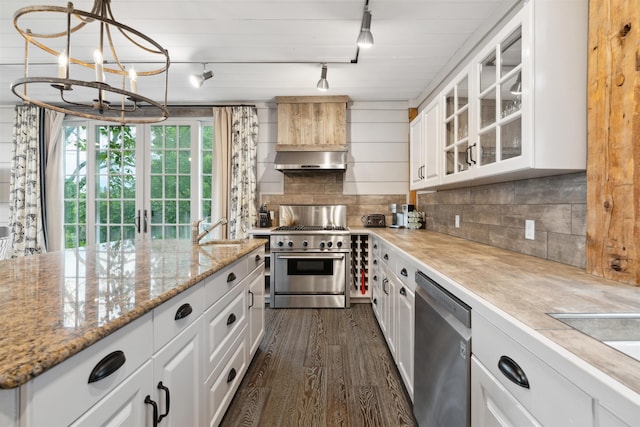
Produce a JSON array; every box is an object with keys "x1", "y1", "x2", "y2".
[{"x1": 361, "y1": 214, "x2": 386, "y2": 227}]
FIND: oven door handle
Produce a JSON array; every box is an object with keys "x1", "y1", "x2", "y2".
[{"x1": 277, "y1": 254, "x2": 345, "y2": 260}]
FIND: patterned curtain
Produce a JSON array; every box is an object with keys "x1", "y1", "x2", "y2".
[
  {"x1": 8, "y1": 105, "x2": 45, "y2": 257},
  {"x1": 228, "y1": 106, "x2": 259, "y2": 239}
]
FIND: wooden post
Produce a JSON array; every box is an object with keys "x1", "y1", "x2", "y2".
[{"x1": 586, "y1": 0, "x2": 640, "y2": 285}]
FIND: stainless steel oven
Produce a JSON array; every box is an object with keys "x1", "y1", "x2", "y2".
[{"x1": 270, "y1": 205, "x2": 350, "y2": 308}]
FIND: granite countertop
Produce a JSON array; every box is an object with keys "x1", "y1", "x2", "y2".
[
  {"x1": 369, "y1": 228, "x2": 640, "y2": 400},
  {"x1": 0, "y1": 238, "x2": 266, "y2": 389}
]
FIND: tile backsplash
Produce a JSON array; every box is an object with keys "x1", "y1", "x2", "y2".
[
  {"x1": 259, "y1": 171, "x2": 406, "y2": 228},
  {"x1": 416, "y1": 172, "x2": 587, "y2": 268}
]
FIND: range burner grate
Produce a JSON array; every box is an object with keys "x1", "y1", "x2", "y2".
[{"x1": 274, "y1": 225, "x2": 348, "y2": 232}]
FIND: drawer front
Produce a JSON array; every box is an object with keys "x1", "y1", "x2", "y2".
[
  {"x1": 473, "y1": 312, "x2": 593, "y2": 426},
  {"x1": 26, "y1": 313, "x2": 153, "y2": 427},
  {"x1": 248, "y1": 246, "x2": 266, "y2": 271},
  {"x1": 379, "y1": 242, "x2": 396, "y2": 271},
  {"x1": 153, "y1": 282, "x2": 204, "y2": 352},
  {"x1": 204, "y1": 257, "x2": 248, "y2": 308},
  {"x1": 395, "y1": 256, "x2": 417, "y2": 292},
  {"x1": 203, "y1": 281, "x2": 247, "y2": 376},
  {"x1": 204, "y1": 328, "x2": 248, "y2": 427}
]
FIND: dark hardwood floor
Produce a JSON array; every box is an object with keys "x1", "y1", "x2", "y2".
[{"x1": 220, "y1": 303, "x2": 417, "y2": 427}]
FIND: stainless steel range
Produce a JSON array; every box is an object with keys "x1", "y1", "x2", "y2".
[{"x1": 270, "y1": 205, "x2": 350, "y2": 308}]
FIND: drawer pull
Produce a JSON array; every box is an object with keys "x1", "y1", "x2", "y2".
[
  {"x1": 399, "y1": 287, "x2": 406, "y2": 296},
  {"x1": 157, "y1": 381, "x2": 170, "y2": 423},
  {"x1": 227, "y1": 368, "x2": 237, "y2": 383},
  {"x1": 144, "y1": 395, "x2": 159, "y2": 427},
  {"x1": 227, "y1": 313, "x2": 237, "y2": 326},
  {"x1": 227, "y1": 272, "x2": 237, "y2": 283},
  {"x1": 373, "y1": 298, "x2": 377, "y2": 305},
  {"x1": 498, "y1": 355, "x2": 530, "y2": 389},
  {"x1": 174, "y1": 303, "x2": 193, "y2": 320},
  {"x1": 248, "y1": 290, "x2": 254, "y2": 308},
  {"x1": 373, "y1": 275, "x2": 378, "y2": 282},
  {"x1": 88, "y1": 350, "x2": 126, "y2": 383},
  {"x1": 384, "y1": 254, "x2": 389, "y2": 260},
  {"x1": 373, "y1": 259, "x2": 378, "y2": 265},
  {"x1": 400, "y1": 268, "x2": 408, "y2": 277},
  {"x1": 255, "y1": 254, "x2": 261, "y2": 262}
]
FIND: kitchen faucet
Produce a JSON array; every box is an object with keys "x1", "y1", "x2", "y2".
[{"x1": 192, "y1": 217, "x2": 228, "y2": 244}]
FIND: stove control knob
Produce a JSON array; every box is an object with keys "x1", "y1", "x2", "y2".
[
  {"x1": 336, "y1": 241, "x2": 343, "y2": 248},
  {"x1": 277, "y1": 241, "x2": 284, "y2": 247},
  {"x1": 287, "y1": 241, "x2": 293, "y2": 247},
  {"x1": 319, "y1": 241, "x2": 325, "y2": 249},
  {"x1": 302, "y1": 240, "x2": 308, "y2": 247},
  {"x1": 327, "y1": 241, "x2": 333, "y2": 248}
]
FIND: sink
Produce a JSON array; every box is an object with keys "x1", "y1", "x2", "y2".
[
  {"x1": 548, "y1": 313, "x2": 640, "y2": 362},
  {"x1": 199, "y1": 239, "x2": 246, "y2": 248}
]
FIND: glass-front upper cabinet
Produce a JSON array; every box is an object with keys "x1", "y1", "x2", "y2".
[
  {"x1": 477, "y1": 27, "x2": 522, "y2": 167},
  {"x1": 443, "y1": 72, "x2": 470, "y2": 177}
]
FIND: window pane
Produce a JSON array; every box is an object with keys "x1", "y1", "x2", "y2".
[
  {"x1": 151, "y1": 226, "x2": 163, "y2": 240},
  {"x1": 164, "y1": 226, "x2": 177, "y2": 239},
  {"x1": 151, "y1": 201, "x2": 163, "y2": 224},
  {"x1": 165, "y1": 151, "x2": 177, "y2": 173},
  {"x1": 109, "y1": 201, "x2": 122, "y2": 223},
  {"x1": 165, "y1": 126, "x2": 177, "y2": 148},
  {"x1": 165, "y1": 201, "x2": 176, "y2": 223},
  {"x1": 165, "y1": 176, "x2": 176, "y2": 198},
  {"x1": 178, "y1": 126, "x2": 191, "y2": 148},
  {"x1": 178, "y1": 150, "x2": 191, "y2": 174},
  {"x1": 151, "y1": 175, "x2": 163, "y2": 198},
  {"x1": 178, "y1": 201, "x2": 191, "y2": 224},
  {"x1": 178, "y1": 176, "x2": 191, "y2": 199}
]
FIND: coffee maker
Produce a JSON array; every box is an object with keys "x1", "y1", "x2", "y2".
[{"x1": 390, "y1": 204, "x2": 401, "y2": 228}]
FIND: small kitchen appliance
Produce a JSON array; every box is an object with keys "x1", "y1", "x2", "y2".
[
  {"x1": 361, "y1": 214, "x2": 386, "y2": 227},
  {"x1": 259, "y1": 204, "x2": 271, "y2": 228},
  {"x1": 390, "y1": 203, "x2": 400, "y2": 228}
]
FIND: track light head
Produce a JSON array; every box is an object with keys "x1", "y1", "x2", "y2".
[
  {"x1": 357, "y1": 10, "x2": 374, "y2": 48},
  {"x1": 190, "y1": 64, "x2": 213, "y2": 88},
  {"x1": 316, "y1": 64, "x2": 329, "y2": 91}
]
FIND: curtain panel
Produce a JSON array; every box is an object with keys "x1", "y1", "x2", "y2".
[
  {"x1": 213, "y1": 106, "x2": 259, "y2": 239},
  {"x1": 8, "y1": 105, "x2": 45, "y2": 257}
]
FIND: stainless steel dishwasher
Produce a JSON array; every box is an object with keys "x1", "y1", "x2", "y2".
[{"x1": 414, "y1": 270, "x2": 471, "y2": 427}]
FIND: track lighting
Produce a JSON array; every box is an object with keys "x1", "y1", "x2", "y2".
[
  {"x1": 316, "y1": 64, "x2": 329, "y2": 91},
  {"x1": 357, "y1": 8, "x2": 374, "y2": 48},
  {"x1": 190, "y1": 64, "x2": 213, "y2": 88}
]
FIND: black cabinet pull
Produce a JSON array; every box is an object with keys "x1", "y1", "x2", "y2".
[
  {"x1": 144, "y1": 395, "x2": 159, "y2": 427},
  {"x1": 373, "y1": 259, "x2": 378, "y2": 265},
  {"x1": 373, "y1": 298, "x2": 377, "y2": 305},
  {"x1": 400, "y1": 268, "x2": 408, "y2": 277},
  {"x1": 227, "y1": 313, "x2": 237, "y2": 326},
  {"x1": 227, "y1": 368, "x2": 237, "y2": 383},
  {"x1": 174, "y1": 303, "x2": 193, "y2": 320},
  {"x1": 227, "y1": 272, "x2": 237, "y2": 283},
  {"x1": 157, "y1": 381, "x2": 170, "y2": 423},
  {"x1": 373, "y1": 244, "x2": 378, "y2": 249},
  {"x1": 373, "y1": 275, "x2": 378, "y2": 282},
  {"x1": 88, "y1": 350, "x2": 126, "y2": 383},
  {"x1": 469, "y1": 143, "x2": 477, "y2": 165},
  {"x1": 255, "y1": 254, "x2": 261, "y2": 262},
  {"x1": 248, "y1": 290, "x2": 254, "y2": 308},
  {"x1": 382, "y1": 278, "x2": 389, "y2": 295},
  {"x1": 498, "y1": 355, "x2": 530, "y2": 389},
  {"x1": 400, "y1": 287, "x2": 406, "y2": 296},
  {"x1": 384, "y1": 254, "x2": 389, "y2": 260}
]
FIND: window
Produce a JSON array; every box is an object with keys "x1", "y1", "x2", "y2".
[{"x1": 62, "y1": 120, "x2": 214, "y2": 248}]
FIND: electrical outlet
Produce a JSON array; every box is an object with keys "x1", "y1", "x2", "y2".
[
  {"x1": 525, "y1": 219, "x2": 535, "y2": 240},
  {"x1": 455, "y1": 214, "x2": 460, "y2": 228}
]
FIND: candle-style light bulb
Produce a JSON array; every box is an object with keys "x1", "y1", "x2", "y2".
[
  {"x1": 129, "y1": 67, "x2": 138, "y2": 94},
  {"x1": 93, "y1": 50, "x2": 104, "y2": 82},
  {"x1": 58, "y1": 49, "x2": 68, "y2": 78}
]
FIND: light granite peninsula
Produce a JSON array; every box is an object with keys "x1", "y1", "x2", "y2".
[{"x1": 0, "y1": 238, "x2": 266, "y2": 426}]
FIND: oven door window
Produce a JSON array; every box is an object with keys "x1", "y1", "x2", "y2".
[{"x1": 287, "y1": 258, "x2": 334, "y2": 276}]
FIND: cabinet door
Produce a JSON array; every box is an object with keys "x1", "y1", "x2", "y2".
[
  {"x1": 409, "y1": 113, "x2": 425, "y2": 189},
  {"x1": 382, "y1": 266, "x2": 397, "y2": 359},
  {"x1": 476, "y1": 22, "x2": 524, "y2": 175},
  {"x1": 370, "y1": 258, "x2": 382, "y2": 322},
  {"x1": 423, "y1": 99, "x2": 440, "y2": 186},
  {"x1": 441, "y1": 70, "x2": 473, "y2": 184},
  {"x1": 248, "y1": 264, "x2": 265, "y2": 358},
  {"x1": 152, "y1": 318, "x2": 202, "y2": 427},
  {"x1": 70, "y1": 362, "x2": 153, "y2": 427},
  {"x1": 396, "y1": 283, "x2": 414, "y2": 399},
  {"x1": 471, "y1": 357, "x2": 542, "y2": 427}
]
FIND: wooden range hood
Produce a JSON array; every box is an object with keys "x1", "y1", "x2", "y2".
[{"x1": 274, "y1": 96, "x2": 349, "y2": 171}]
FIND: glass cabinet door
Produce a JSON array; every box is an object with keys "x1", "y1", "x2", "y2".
[
  {"x1": 444, "y1": 74, "x2": 470, "y2": 176},
  {"x1": 477, "y1": 27, "x2": 522, "y2": 166}
]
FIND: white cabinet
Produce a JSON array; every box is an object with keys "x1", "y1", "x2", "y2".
[
  {"x1": 70, "y1": 361, "x2": 154, "y2": 427},
  {"x1": 410, "y1": 99, "x2": 440, "y2": 190},
  {"x1": 151, "y1": 317, "x2": 203, "y2": 427},
  {"x1": 370, "y1": 237, "x2": 415, "y2": 399},
  {"x1": 472, "y1": 311, "x2": 593, "y2": 427},
  {"x1": 247, "y1": 264, "x2": 266, "y2": 358},
  {"x1": 411, "y1": 0, "x2": 587, "y2": 190},
  {"x1": 471, "y1": 356, "x2": 541, "y2": 427}
]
